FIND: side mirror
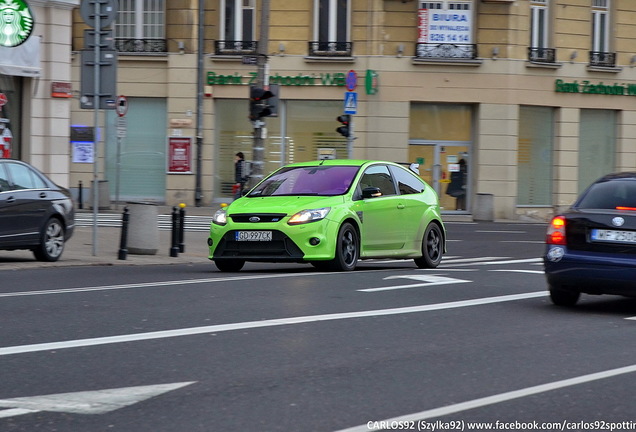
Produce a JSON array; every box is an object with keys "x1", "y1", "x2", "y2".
[{"x1": 362, "y1": 187, "x2": 382, "y2": 199}]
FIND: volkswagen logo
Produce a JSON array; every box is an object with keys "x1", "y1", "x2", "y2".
[
  {"x1": 612, "y1": 217, "x2": 625, "y2": 227},
  {"x1": 249, "y1": 216, "x2": 261, "y2": 223}
]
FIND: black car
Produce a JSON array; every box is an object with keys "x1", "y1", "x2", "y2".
[
  {"x1": 0, "y1": 160, "x2": 75, "y2": 261},
  {"x1": 544, "y1": 172, "x2": 636, "y2": 306}
]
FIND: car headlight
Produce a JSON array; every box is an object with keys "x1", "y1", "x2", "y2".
[
  {"x1": 213, "y1": 208, "x2": 227, "y2": 226},
  {"x1": 288, "y1": 208, "x2": 330, "y2": 225}
]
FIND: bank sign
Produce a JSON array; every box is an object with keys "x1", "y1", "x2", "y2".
[
  {"x1": 555, "y1": 79, "x2": 636, "y2": 96},
  {"x1": 0, "y1": 0, "x2": 34, "y2": 47},
  {"x1": 208, "y1": 70, "x2": 380, "y2": 95}
]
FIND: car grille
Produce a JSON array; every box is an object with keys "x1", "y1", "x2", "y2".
[
  {"x1": 214, "y1": 230, "x2": 304, "y2": 261},
  {"x1": 230, "y1": 213, "x2": 287, "y2": 223}
]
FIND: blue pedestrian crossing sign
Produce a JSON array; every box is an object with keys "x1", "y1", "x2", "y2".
[{"x1": 344, "y1": 92, "x2": 358, "y2": 115}]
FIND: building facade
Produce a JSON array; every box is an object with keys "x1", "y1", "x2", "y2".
[
  {"x1": 64, "y1": 0, "x2": 636, "y2": 220},
  {"x1": 1, "y1": 0, "x2": 78, "y2": 188}
]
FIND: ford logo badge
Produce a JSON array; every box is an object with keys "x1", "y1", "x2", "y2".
[
  {"x1": 612, "y1": 217, "x2": 625, "y2": 227},
  {"x1": 249, "y1": 216, "x2": 261, "y2": 223}
]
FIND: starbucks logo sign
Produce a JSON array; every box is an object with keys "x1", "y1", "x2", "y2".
[{"x1": 0, "y1": 0, "x2": 34, "y2": 47}]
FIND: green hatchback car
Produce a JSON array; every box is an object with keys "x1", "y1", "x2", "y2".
[{"x1": 208, "y1": 159, "x2": 445, "y2": 272}]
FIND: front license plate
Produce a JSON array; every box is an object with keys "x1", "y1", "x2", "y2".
[
  {"x1": 235, "y1": 231, "x2": 272, "y2": 241},
  {"x1": 590, "y1": 229, "x2": 636, "y2": 244}
]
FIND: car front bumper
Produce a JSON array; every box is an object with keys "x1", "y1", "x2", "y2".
[{"x1": 209, "y1": 218, "x2": 341, "y2": 262}]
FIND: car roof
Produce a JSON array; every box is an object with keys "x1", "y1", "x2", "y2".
[
  {"x1": 281, "y1": 159, "x2": 400, "y2": 168},
  {"x1": 595, "y1": 172, "x2": 636, "y2": 182}
]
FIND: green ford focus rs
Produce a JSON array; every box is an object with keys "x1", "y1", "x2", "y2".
[{"x1": 208, "y1": 159, "x2": 445, "y2": 272}]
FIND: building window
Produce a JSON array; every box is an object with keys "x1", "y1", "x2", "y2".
[
  {"x1": 578, "y1": 110, "x2": 615, "y2": 194},
  {"x1": 309, "y1": 0, "x2": 351, "y2": 56},
  {"x1": 518, "y1": 106, "x2": 554, "y2": 206},
  {"x1": 591, "y1": 0, "x2": 609, "y2": 53},
  {"x1": 222, "y1": 0, "x2": 255, "y2": 44},
  {"x1": 530, "y1": 1, "x2": 548, "y2": 49},
  {"x1": 416, "y1": 1, "x2": 475, "y2": 60},
  {"x1": 115, "y1": 0, "x2": 166, "y2": 53}
]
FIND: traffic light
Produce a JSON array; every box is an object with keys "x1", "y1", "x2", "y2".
[
  {"x1": 336, "y1": 115, "x2": 351, "y2": 137},
  {"x1": 249, "y1": 87, "x2": 275, "y2": 120}
]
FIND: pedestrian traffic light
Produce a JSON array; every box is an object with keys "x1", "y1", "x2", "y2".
[
  {"x1": 249, "y1": 87, "x2": 275, "y2": 120},
  {"x1": 336, "y1": 115, "x2": 351, "y2": 137}
]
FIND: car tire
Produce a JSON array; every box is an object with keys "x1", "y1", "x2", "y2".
[
  {"x1": 214, "y1": 259, "x2": 245, "y2": 272},
  {"x1": 414, "y1": 222, "x2": 443, "y2": 269},
  {"x1": 549, "y1": 286, "x2": 580, "y2": 306},
  {"x1": 327, "y1": 222, "x2": 359, "y2": 271},
  {"x1": 33, "y1": 218, "x2": 65, "y2": 262}
]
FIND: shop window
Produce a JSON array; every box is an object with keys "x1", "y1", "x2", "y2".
[
  {"x1": 410, "y1": 104, "x2": 472, "y2": 141},
  {"x1": 517, "y1": 106, "x2": 554, "y2": 206},
  {"x1": 114, "y1": 0, "x2": 166, "y2": 53},
  {"x1": 578, "y1": 110, "x2": 616, "y2": 194}
]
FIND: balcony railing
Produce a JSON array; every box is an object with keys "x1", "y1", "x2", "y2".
[
  {"x1": 307, "y1": 41, "x2": 353, "y2": 57},
  {"x1": 214, "y1": 40, "x2": 257, "y2": 56},
  {"x1": 115, "y1": 38, "x2": 167, "y2": 53},
  {"x1": 415, "y1": 43, "x2": 477, "y2": 60},
  {"x1": 528, "y1": 47, "x2": 556, "y2": 63},
  {"x1": 589, "y1": 51, "x2": 616, "y2": 68}
]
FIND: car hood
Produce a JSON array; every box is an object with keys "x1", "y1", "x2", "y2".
[{"x1": 228, "y1": 195, "x2": 345, "y2": 215}]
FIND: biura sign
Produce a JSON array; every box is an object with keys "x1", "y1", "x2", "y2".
[
  {"x1": 555, "y1": 79, "x2": 636, "y2": 96},
  {"x1": 208, "y1": 71, "x2": 347, "y2": 87},
  {"x1": 0, "y1": 0, "x2": 34, "y2": 47}
]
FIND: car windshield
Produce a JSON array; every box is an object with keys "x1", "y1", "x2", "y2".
[
  {"x1": 576, "y1": 179, "x2": 636, "y2": 209},
  {"x1": 248, "y1": 165, "x2": 360, "y2": 197}
]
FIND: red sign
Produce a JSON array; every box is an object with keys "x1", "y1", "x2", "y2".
[
  {"x1": 345, "y1": 70, "x2": 357, "y2": 91},
  {"x1": 51, "y1": 82, "x2": 73, "y2": 98},
  {"x1": 167, "y1": 137, "x2": 192, "y2": 173},
  {"x1": 0, "y1": 93, "x2": 7, "y2": 107}
]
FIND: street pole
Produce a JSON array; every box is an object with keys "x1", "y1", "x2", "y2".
[
  {"x1": 91, "y1": 0, "x2": 101, "y2": 256},
  {"x1": 194, "y1": 0, "x2": 204, "y2": 206},
  {"x1": 251, "y1": 0, "x2": 270, "y2": 186}
]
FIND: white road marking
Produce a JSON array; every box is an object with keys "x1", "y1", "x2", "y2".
[
  {"x1": 489, "y1": 269, "x2": 544, "y2": 275},
  {"x1": 0, "y1": 272, "x2": 341, "y2": 299},
  {"x1": 501, "y1": 240, "x2": 544, "y2": 244},
  {"x1": 0, "y1": 292, "x2": 547, "y2": 357},
  {"x1": 476, "y1": 230, "x2": 527, "y2": 234},
  {"x1": 335, "y1": 364, "x2": 636, "y2": 432},
  {"x1": 0, "y1": 382, "x2": 195, "y2": 418},
  {"x1": 441, "y1": 257, "x2": 507, "y2": 264},
  {"x1": 359, "y1": 275, "x2": 471, "y2": 292},
  {"x1": 444, "y1": 258, "x2": 542, "y2": 267}
]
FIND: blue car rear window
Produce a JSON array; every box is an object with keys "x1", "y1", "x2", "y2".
[
  {"x1": 249, "y1": 165, "x2": 360, "y2": 197},
  {"x1": 577, "y1": 180, "x2": 636, "y2": 209}
]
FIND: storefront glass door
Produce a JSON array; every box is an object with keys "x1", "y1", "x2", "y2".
[{"x1": 409, "y1": 142, "x2": 470, "y2": 213}]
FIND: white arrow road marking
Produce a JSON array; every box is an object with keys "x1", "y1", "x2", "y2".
[
  {"x1": 0, "y1": 382, "x2": 195, "y2": 418},
  {"x1": 358, "y1": 274, "x2": 471, "y2": 292},
  {"x1": 0, "y1": 292, "x2": 547, "y2": 357}
]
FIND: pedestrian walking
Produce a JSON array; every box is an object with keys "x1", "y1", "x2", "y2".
[{"x1": 234, "y1": 152, "x2": 248, "y2": 200}]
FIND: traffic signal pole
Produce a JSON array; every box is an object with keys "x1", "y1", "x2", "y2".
[{"x1": 251, "y1": 0, "x2": 271, "y2": 186}]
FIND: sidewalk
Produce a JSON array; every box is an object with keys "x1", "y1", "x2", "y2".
[{"x1": 0, "y1": 205, "x2": 218, "y2": 271}]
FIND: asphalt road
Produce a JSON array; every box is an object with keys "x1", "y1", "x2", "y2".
[{"x1": 2, "y1": 222, "x2": 636, "y2": 432}]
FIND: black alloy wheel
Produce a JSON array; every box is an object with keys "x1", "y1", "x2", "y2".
[{"x1": 414, "y1": 222, "x2": 443, "y2": 269}]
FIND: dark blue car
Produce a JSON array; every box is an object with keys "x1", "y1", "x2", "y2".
[{"x1": 544, "y1": 172, "x2": 636, "y2": 306}]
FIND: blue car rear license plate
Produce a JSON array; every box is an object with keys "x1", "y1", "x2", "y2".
[
  {"x1": 590, "y1": 229, "x2": 636, "y2": 244},
  {"x1": 235, "y1": 231, "x2": 272, "y2": 241}
]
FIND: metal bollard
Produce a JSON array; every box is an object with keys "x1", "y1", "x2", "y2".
[
  {"x1": 178, "y1": 203, "x2": 186, "y2": 253},
  {"x1": 170, "y1": 206, "x2": 179, "y2": 257},
  {"x1": 78, "y1": 180, "x2": 83, "y2": 210},
  {"x1": 118, "y1": 207, "x2": 129, "y2": 260}
]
